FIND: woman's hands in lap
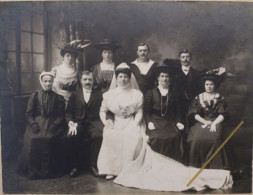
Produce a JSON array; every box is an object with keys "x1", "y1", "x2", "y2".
[
  {"x1": 209, "y1": 123, "x2": 217, "y2": 132},
  {"x1": 148, "y1": 122, "x2": 156, "y2": 130},
  {"x1": 105, "y1": 119, "x2": 114, "y2": 129},
  {"x1": 176, "y1": 123, "x2": 184, "y2": 131}
]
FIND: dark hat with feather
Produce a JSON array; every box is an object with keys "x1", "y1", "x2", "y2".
[
  {"x1": 154, "y1": 58, "x2": 182, "y2": 77},
  {"x1": 60, "y1": 40, "x2": 92, "y2": 58},
  {"x1": 94, "y1": 38, "x2": 121, "y2": 52},
  {"x1": 200, "y1": 67, "x2": 232, "y2": 89},
  {"x1": 154, "y1": 63, "x2": 180, "y2": 77}
]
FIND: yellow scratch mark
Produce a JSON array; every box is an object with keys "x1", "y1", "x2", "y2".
[{"x1": 187, "y1": 120, "x2": 244, "y2": 187}]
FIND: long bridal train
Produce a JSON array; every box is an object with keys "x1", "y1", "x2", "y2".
[{"x1": 114, "y1": 138, "x2": 233, "y2": 192}]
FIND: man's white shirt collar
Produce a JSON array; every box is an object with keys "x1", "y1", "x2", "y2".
[
  {"x1": 158, "y1": 85, "x2": 168, "y2": 96},
  {"x1": 83, "y1": 88, "x2": 92, "y2": 103},
  {"x1": 132, "y1": 59, "x2": 154, "y2": 75},
  {"x1": 181, "y1": 66, "x2": 191, "y2": 75}
]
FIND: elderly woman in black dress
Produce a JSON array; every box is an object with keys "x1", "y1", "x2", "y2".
[
  {"x1": 144, "y1": 64, "x2": 185, "y2": 163},
  {"x1": 18, "y1": 71, "x2": 66, "y2": 179},
  {"x1": 187, "y1": 73, "x2": 229, "y2": 169}
]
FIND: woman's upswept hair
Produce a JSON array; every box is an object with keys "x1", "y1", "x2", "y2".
[
  {"x1": 115, "y1": 68, "x2": 132, "y2": 79},
  {"x1": 201, "y1": 75, "x2": 219, "y2": 88},
  {"x1": 99, "y1": 47, "x2": 115, "y2": 54}
]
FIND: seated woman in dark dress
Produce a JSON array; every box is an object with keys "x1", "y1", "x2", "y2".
[
  {"x1": 18, "y1": 71, "x2": 67, "y2": 179},
  {"x1": 144, "y1": 64, "x2": 185, "y2": 163},
  {"x1": 187, "y1": 73, "x2": 229, "y2": 169}
]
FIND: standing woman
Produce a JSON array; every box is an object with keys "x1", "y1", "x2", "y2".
[
  {"x1": 144, "y1": 64, "x2": 185, "y2": 162},
  {"x1": 91, "y1": 39, "x2": 121, "y2": 93},
  {"x1": 51, "y1": 45, "x2": 79, "y2": 106},
  {"x1": 18, "y1": 72, "x2": 66, "y2": 179},
  {"x1": 187, "y1": 73, "x2": 229, "y2": 169}
]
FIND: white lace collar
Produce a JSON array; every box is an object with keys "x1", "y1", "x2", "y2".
[{"x1": 158, "y1": 85, "x2": 168, "y2": 96}]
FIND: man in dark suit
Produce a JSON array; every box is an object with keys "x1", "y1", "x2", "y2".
[
  {"x1": 172, "y1": 50, "x2": 202, "y2": 125},
  {"x1": 66, "y1": 70, "x2": 103, "y2": 177}
]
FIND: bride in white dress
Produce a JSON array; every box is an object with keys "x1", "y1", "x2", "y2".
[
  {"x1": 97, "y1": 63, "x2": 145, "y2": 179},
  {"x1": 98, "y1": 63, "x2": 233, "y2": 191}
]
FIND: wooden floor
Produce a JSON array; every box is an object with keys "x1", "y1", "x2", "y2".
[{"x1": 2, "y1": 155, "x2": 252, "y2": 194}]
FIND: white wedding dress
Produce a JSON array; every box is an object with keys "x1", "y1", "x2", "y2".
[
  {"x1": 114, "y1": 138, "x2": 233, "y2": 192},
  {"x1": 97, "y1": 87, "x2": 144, "y2": 175}
]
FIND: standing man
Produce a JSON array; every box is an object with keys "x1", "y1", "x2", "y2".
[
  {"x1": 130, "y1": 43, "x2": 158, "y2": 94},
  {"x1": 66, "y1": 71, "x2": 103, "y2": 177},
  {"x1": 173, "y1": 49, "x2": 202, "y2": 126},
  {"x1": 165, "y1": 49, "x2": 203, "y2": 166}
]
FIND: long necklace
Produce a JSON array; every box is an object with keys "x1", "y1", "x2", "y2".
[{"x1": 161, "y1": 93, "x2": 169, "y2": 117}]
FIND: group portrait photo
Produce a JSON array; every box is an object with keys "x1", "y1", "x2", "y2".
[{"x1": 0, "y1": 1, "x2": 252, "y2": 194}]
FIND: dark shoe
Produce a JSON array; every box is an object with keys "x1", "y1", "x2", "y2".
[
  {"x1": 91, "y1": 166, "x2": 99, "y2": 177},
  {"x1": 69, "y1": 168, "x2": 78, "y2": 177}
]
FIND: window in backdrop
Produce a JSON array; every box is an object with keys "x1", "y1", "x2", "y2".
[{"x1": 6, "y1": 3, "x2": 47, "y2": 94}]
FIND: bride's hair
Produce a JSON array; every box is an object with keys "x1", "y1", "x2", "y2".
[
  {"x1": 115, "y1": 68, "x2": 131, "y2": 79},
  {"x1": 109, "y1": 62, "x2": 139, "y2": 90}
]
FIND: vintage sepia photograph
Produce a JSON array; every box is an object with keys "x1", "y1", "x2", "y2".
[{"x1": 0, "y1": 1, "x2": 252, "y2": 194}]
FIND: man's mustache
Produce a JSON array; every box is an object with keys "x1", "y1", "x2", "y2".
[{"x1": 84, "y1": 83, "x2": 91, "y2": 86}]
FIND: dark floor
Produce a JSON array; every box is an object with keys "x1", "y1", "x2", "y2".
[
  {"x1": 1, "y1": 124, "x2": 252, "y2": 194},
  {"x1": 2, "y1": 154, "x2": 252, "y2": 194}
]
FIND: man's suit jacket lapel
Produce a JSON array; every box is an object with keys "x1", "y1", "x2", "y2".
[
  {"x1": 189, "y1": 67, "x2": 200, "y2": 81},
  {"x1": 87, "y1": 90, "x2": 95, "y2": 108},
  {"x1": 78, "y1": 88, "x2": 87, "y2": 107},
  {"x1": 188, "y1": 67, "x2": 194, "y2": 82},
  {"x1": 177, "y1": 68, "x2": 191, "y2": 86}
]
